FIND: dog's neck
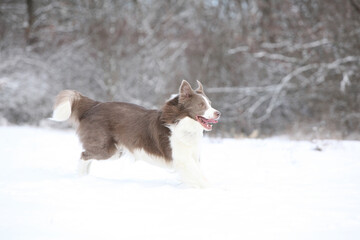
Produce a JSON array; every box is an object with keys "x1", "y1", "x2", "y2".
[{"x1": 167, "y1": 117, "x2": 203, "y2": 146}]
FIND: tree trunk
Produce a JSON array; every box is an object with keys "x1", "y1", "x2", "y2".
[{"x1": 25, "y1": 0, "x2": 34, "y2": 44}]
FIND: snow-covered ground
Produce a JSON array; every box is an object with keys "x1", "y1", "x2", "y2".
[{"x1": 1, "y1": 126, "x2": 360, "y2": 240}]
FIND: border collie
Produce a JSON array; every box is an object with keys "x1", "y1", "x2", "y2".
[{"x1": 52, "y1": 80, "x2": 220, "y2": 187}]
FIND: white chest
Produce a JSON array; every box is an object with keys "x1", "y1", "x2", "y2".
[{"x1": 168, "y1": 117, "x2": 204, "y2": 162}]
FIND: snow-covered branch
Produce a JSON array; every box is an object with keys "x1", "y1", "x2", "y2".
[
  {"x1": 252, "y1": 51, "x2": 299, "y2": 63},
  {"x1": 227, "y1": 46, "x2": 249, "y2": 55},
  {"x1": 261, "y1": 38, "x2": 331, "y2": 52},
  {"x1": 207, "y1": 85, "x2": 278, "y2": 94}
]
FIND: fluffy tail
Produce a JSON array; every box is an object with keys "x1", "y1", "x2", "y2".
[{"x1": 51, "y1": 90, "x2": 98, "y2": 124}]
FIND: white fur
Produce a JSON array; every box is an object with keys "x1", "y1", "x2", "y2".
[
  {"x1": 202, "y1": 96, "x2": 217, "y2": 120},
  {"x1": 78, "y1": 159, "x2": 92, "y2": 176},
  {"x1": 168, "y1": 117, "x2": 208, "y2": 188},
  {"x1": 132, "y1": 148, "x2": 171, "y2": 168},
  {"x1": 167, "y1": 94, "x2": 179, "y2": 101},
  {"x1": 50, "y1": 101, "x2": 72, "y2": 121}
]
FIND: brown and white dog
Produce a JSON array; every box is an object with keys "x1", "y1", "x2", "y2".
[{"x1": 52, "y1": 80, "x2": 220, "y2": 187}]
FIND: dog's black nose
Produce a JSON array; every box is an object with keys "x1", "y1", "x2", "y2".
[{"x1": 214, "y1": 111, "x2": 221, "y2": 119}]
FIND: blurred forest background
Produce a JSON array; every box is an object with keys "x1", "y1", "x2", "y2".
[{"x1": 0, "y1": 0, "x2": 359, "y2": 138}]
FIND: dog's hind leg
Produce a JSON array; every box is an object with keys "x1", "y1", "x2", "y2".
[
  {"x1": 77, "y1": 142, "x2": 118, "y2": 176},
  {"x1": 78, "y1": 158, "x2": 92, "y2": 176},
  {"x1": 78, "y1": 151, "x2": 94, "y2": 176}
]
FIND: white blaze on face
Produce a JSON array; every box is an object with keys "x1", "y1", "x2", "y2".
[{"x1": 201, "y1": 96, "x2": 218, "y2": 120}]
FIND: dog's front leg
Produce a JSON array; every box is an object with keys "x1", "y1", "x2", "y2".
[
  {"x1": 174, "y1": 157, "x2": 208, "y2": 188},
  {"x1": 170, "y1": 125, "x2": 208, "y2": 188}
]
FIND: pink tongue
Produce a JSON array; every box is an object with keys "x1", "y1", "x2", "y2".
[{"x1": 207, "y1": 119, "x2": 218, "y2": 124}]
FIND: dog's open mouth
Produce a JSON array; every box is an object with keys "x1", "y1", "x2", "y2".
[{"x1": 196, "y1": 116, "x2": 218, "y2": 131}]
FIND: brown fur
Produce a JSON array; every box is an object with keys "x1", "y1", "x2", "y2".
[
  {"x1": 54, "y1": 81, "x2": 214, "y2": 164},
  {"x1": 77, "y1": 101, "x2": 173, "y2": 162},
  {"x1": 160, "y1": 96, "x2": 188, "y2": 124}
]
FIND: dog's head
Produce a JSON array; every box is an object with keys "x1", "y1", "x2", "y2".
[{"x1": 176, "y1": 80, "x2": 220, "y2": 131}]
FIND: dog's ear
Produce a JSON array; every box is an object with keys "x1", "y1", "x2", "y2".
[
  {"x1": 179, "y1": 80, "x2": 193, "y2": 102},
  {"x1": 196, "y1": 80, "x2": 204, "y2": 93}
]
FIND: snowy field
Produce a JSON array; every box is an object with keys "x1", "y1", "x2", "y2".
[{"x1": 1, "y1": 126, "x2": 360, "y2": 240}]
